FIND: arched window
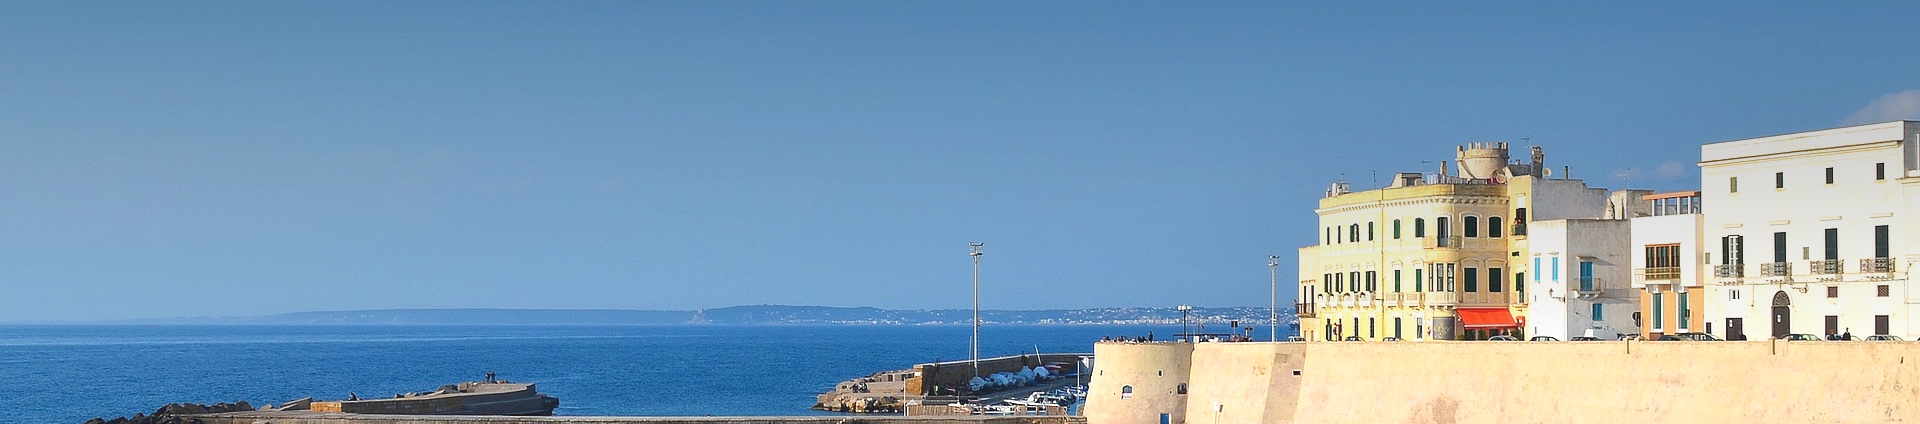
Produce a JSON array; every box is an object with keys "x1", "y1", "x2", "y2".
[
  {"x1": 1489, "y1": 217, "x2": 1504, "y2": 238},
  {"x1": 1349, "y1": 224, "x2": 1359, "y2": 242},
  {"x1": 1367, "y1": 222, "x2": 1375, "y2": 241},
  {"x1": 1414, "y1": 218, "x2": 1426, "y2": 238},
  {"x1": 1121, "y1": 385, "x2": 1133, "y2": 399},
  {"x1": 1437, "y1": 217, "x2": 1451, "y2": 237},
  {"x1": 1326, "y1": 227, "x2": 1332, "y2": 244},
  {"x1": 1464, "y1": 216, "x2": 1479, "y2": 238},
  {"x1": 1393, "y1": 219, "x2": 1402, "y2": 239}
]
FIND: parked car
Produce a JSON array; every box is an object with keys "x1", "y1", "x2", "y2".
[
  {"x1": 1528, "y1": 336, "x2": 1560, "y2": 342},
  {"x1": 1486, "y1": 335, "x2": 1520, "y2": 341},
  {"x1": 1782, "y1": 334, "x2": 1825, "y2": 341},
  {"x1": 1618, "y1": 334, "x2": 1642, "y2": 341},
  {"x1": 1343, "y1": 336, "x2": 1363, "y2": 341},
  {"x1": 1866, "y1": 335, "x2": 1905, "y2": 341},
  {"x1": 1570, "y1": 336, "x2": 1603, "y2": 341},
  {"x1": 1283, "y1": 335, "x2": 1305, "y2": 342},
  {"x1": 1660, "y1": 332, "x2": 1722, "y2": 341},
  {"x1": 1382, "y1": 337, "x2": 1403, "y2": 342}
]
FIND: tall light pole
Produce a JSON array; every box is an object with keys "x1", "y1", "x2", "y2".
[
  {"x1": 1269, "y1": 255, "x2": 1280, "y2": 341},
  {"x1": 1177, "y1": 304, "x2": 1193, "y2": 341},
  {"x1": 970, "y1": 242, "x2": 984, "y2": 379}
]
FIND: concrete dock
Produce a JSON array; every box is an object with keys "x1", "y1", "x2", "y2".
[{"x1": 184, "y1": 412, "x2": 1084, "y2": 424}]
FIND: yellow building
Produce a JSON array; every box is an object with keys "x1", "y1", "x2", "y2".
[{"x1": 1297, "y1": 143, "x2": 1616, "y2": 341}]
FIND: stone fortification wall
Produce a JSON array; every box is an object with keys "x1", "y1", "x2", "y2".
[
  {"x1": 1083, "y1": 342, "x2": 1192, "y2": 424},
  {"x1": 1147, "y1": 340, "x2": 1920, "y2": 424}
]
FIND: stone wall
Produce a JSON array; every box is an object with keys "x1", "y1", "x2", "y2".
[
  {"x1": 189, "y1": 412, "x2": 1085, "y2": 424},
  {"x1": 906, "y1": 353, "x2": 1086, "y2": 395},
  {"x1": 1106, "y1": 340, "x2": 1920, "y2": 423}
]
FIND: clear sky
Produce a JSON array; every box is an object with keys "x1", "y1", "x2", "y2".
[{"x1": 3, "y1": 2, "x2": 1918, "y2": 321}]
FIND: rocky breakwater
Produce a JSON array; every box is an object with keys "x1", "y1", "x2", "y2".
[{"x1": 85, "y1": 401, "x2": 256, "y2": 424}]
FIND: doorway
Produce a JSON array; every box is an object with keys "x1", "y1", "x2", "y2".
[
  {"x1": 1771, "y1": 291, "x2": 1791, "y2": 338},
  {"x1": 1726, "y1": 318, "x2": 1744, "y2": 341}
]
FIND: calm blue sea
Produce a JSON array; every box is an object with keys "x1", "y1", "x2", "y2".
[{"x1": 0, "y1": 324, "x2": 1211, "y2": 423}]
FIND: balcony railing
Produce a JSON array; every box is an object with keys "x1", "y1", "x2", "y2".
[
  {"x1": 1638, "y1": 267, "x2": 1681, "y2": 281},
  {"x1": 1761, "y1": 262, "x2": 1792, "y2": 277},
  {"x1": 1714, "y1": 264, "x2": 1744, "y2": 278},
  {"x1": 1862, "y1": 257, "x2": 1896, "y2": 273},
  {"x1": 1423, "y1": 291, "x2": 1458, "y2": 306},
  {"x1": 1809, "y1": 259, "x2": 1842, "y2": 275},
  {"x1": 1424, "y1": 236, "x2": 1464, "y2": 249},
  {"x1": 1511, "y1": 222, "x2": 1527, "y2": 236},
  {"x1": 1294, "y1": 302, "x2": 1316, "y2": 318},
  {"x1": 1575, "y1": 277, "x2": 1602, "y2": 299}
]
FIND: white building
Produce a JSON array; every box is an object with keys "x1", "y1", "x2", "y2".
[
  {"x1": 1699, "y1": 121, "x2": 1920, "y2": 339},
  {"x1": 1526, "y1": 218, "x2": 1640, "y2": 340}
]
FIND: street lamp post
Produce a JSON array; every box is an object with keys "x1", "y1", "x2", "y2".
[
  {"x1": 1177, "y1": 304, "x2": 1193, "y2": 342},
  {"x1": 969, "y1": 242, "x2": 984, "y2": 379},
  {"x1": 1270, "y1": 255, "x2": 1280, "y2": 342}
]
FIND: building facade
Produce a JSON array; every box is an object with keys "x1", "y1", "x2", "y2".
[
  {"x1": 1630, "y1": 191, "x2": 1709, "y2": 339},
  {"x1": 1699, "y1": 121, "x2": 1920, "y2": 340},
  {"x1": 1297, "y1": 143, "x2": 1626, "y2": 341}
]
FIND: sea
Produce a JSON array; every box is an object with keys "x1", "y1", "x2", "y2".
[{"x1": 0, "y1": 324, "x2": 1238, "y2": 423}]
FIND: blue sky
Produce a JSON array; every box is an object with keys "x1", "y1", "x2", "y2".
[{"x1": 3, "y1": 2, "x2": 1917, "y2": 321}]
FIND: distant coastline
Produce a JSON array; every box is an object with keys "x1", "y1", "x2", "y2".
[{"x1": 15, "y1": 305, "x2": 1300, "y2": 327}]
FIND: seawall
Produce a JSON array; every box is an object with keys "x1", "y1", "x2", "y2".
[
  {"x1": 186, "y1": 412, "x2": 1085, "y2": 424},
  {"x1": 1090, "y1": 340, "x2": 1920, "y2": 423}
]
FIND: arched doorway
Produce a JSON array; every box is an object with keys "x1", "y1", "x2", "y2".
[{"x1": 1771, "y1": 291, "x2": 1792, "y2": 338}]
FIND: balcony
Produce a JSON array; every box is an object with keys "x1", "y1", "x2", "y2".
[
  {"x1": 1809, "y1": 259, "x2": 1842, "y2": 275},
  {"x1": 1714, "y1": 264, "x2": 1744, "y2": 278},
  {"x1": 1423, "y1": 236, "x2": 1464, "y2": 250},
  {"x1": 1575, "y1": 277, "x2": 1603, "y2": 299},
  {"x1": 1862, "y1": 257, "x2": 1896, "y2": 273},
  {"x1": 1637, "y1": 267, "x2": 1681, "y2": 281},
  {"x1": 1423, "y1": 291, "x2": 1458, "y2": 306},
  {"x1": 1511, "y1": 222, "x2": 1527, "y2": 236},
  {"x1": 1294, "y1": 302, "x2": 1317, "y2": 318},
  {"x1": 1760, "y1": 262, "x2": 1792, "y2": 277}
]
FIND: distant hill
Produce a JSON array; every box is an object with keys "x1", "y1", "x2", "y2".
[{"x1": 88, "y1": 305, "x2": 1299, "y2": 326}]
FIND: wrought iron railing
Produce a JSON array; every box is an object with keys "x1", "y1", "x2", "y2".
[
  {"x1": 1294, "y1": 302, "x2": 1316, "y2": 318},
  {"x1": 1809, "y1": 259, "x2": 1842, "y2": 275},
  {"x1": 1639, "y1": 267, "x2": 1681, "y2": 281},
  {"x1": 1714, "y1": 264, "x2": 1744, "y2": 278},
  {"x1": 1861, "y1": 257, "x2": 1896, "y2": 273},
  {"x1": 1761, "y1": 262, "x2": 1792, "y2": 277}
]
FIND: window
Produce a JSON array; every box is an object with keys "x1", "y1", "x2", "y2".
[
  {"x1": 1464, "y1": 267, "x2": 1479, "y2": 292},
  {"x1": 1326, "y1": 227, "x2": 1333, "y2": 245},
  {"x1": 1488, "y1": 217, "x2": 1503, "y2": 238},
  {"x1": 1414, "y1": 268, "x2": 1423, "y2": 292},
  {"x1": 1414, "y1": 218, "x2": 1426, "y2": 238},
  {"x1": 1825, "y1": 316, "x2": 1839, "y2": 336},
  {"x1": 1393, "y1": 270, "x2": 1402, "y2": 292},
  {"x1": 1489, "y1": 268, "x2": 1504, "y2": 292},
  {"x1": 1825, "y1": 167, "x2": 1834, "y2": 184},
  {"x1": 1393, "y1": 219, "x2": 1402, "y2": 239},
  {"x1": 1366, "y1": 271, "x2": 1377, "y2": 292},
  {"x1": 1578, "y1": 261, "x2": 1594, "y2": 291},
  {"x1": 1729, "y1": 289, "x2": 1741, "y2": 300},
  {"x1": 1513, "y1": 208, "x2": 1528, "y2": 235},
  {"x1": 1464, "y1": 216, "x2": 1479, "y2": 238},
  {"x1": 1646, "y1": 244, "x2": 1681, "y2": 279},
  {"x1": 1533, "y1": 258, "x2": 1541, "y2": 282},
  {"x1": 1877, "y1": 315, "x2": 1891, "y2": 336},
  {"x1": 1350, "y1": 271, "x2": 1360, "y2": 292},
  {"x1": 1591, "y1": 303, "x2": 1604, "y2": 321},
  {"x1": 1878, "y1": 285, "x2": 1890, "y2": 297},
  {"x1": 1369, "y1": 318, "x2": 1376, "y2": 338},
  {"x1": 1824, "y1": 228, "x2": 1838, "y2": 260},
  {"x1": 1516, "y1": 272, "x2": 1525, "y2": 296},
  {"x1": 1730, "y1": 177, "x2": 1738, "y2": 193},
  {"x1": 1775, "y1": 172, "x2": 1784, "y2": 189},
  {"x1": 1773, "y1": 232, "x2": 1788, "y2": 264},
  {"x1": 1367, "y1": 222, "x2": 1375, "y2": 241},
  {"x1": 1335, "y1": 227, "x2": 1342, "y2": 243},
  {"x1": 1121, "y1": 385, "x2": 1133, "y2": 399},
  {"x1": 1177, "y1": 383, "x2": 1187, "y2": 395},
  {"x1": 1876, "y1": 225, "x2": 1891, "y2": 259},
  {"x1": 1394, "y1": 317, "x2": 1403, "y2": 339},
  {"x1": 1437, "y1": 217, "x2": 1450, "y2": 238},
  {"x1": 1350, "y1": 224, "x2": 1359, "y2": 243},
  {"x1": 1877, "y1": 163, "x2": 1887, "y2": 180},
  {"x1": 1827, "y1": 286, "x2": 1839, "y2": 298},
  {"x1": 1552, "y1": 257, "x2": 1561, "y2": 281}
]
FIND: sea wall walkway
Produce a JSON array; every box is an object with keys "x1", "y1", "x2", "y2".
[{"x1": 187, "y1": 412, "x2": 1085, "y2": 424}]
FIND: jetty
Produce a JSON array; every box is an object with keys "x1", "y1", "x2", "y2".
[{"x1": 813, "y1": 353, "x2": 1087, "y2": 414}]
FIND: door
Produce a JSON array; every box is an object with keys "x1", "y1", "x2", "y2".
[
  {"x1": 1727, "y1": 318, "x2": 1744, "y2": 341},
  {"x1": 1160, "y1": 413, "x2": 1171, "y2": 424},
  {"x1": 1771, "y1": 291, "x2": 1792, "y2": 338},
  {"x1": 1876, "y1": 315, "x2": 1890, "y2": 336}
]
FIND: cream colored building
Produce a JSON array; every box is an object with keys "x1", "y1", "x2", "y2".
[
  {"x1": 1630, "y1": 190, "x2": 1709, "y2": 339},
  {"x1": 1297, "y1": 143, "x2": 1622, "y2": 341},
  {"x1": 1698, "y1": 121, "x2": 1920, "y2": 339}
]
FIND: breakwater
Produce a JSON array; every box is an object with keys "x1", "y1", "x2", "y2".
[
  {"x1": 182, "y1": 412, "x2": 1085, "y2": 424},
  {"x1": 1088, "y1": 340, "x2": 1920, "y2": 423}
]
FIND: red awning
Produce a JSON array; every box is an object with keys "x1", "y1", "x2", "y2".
[{"x1": 1458, "y1": 308, "x2": 1520, "y2": 329}]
